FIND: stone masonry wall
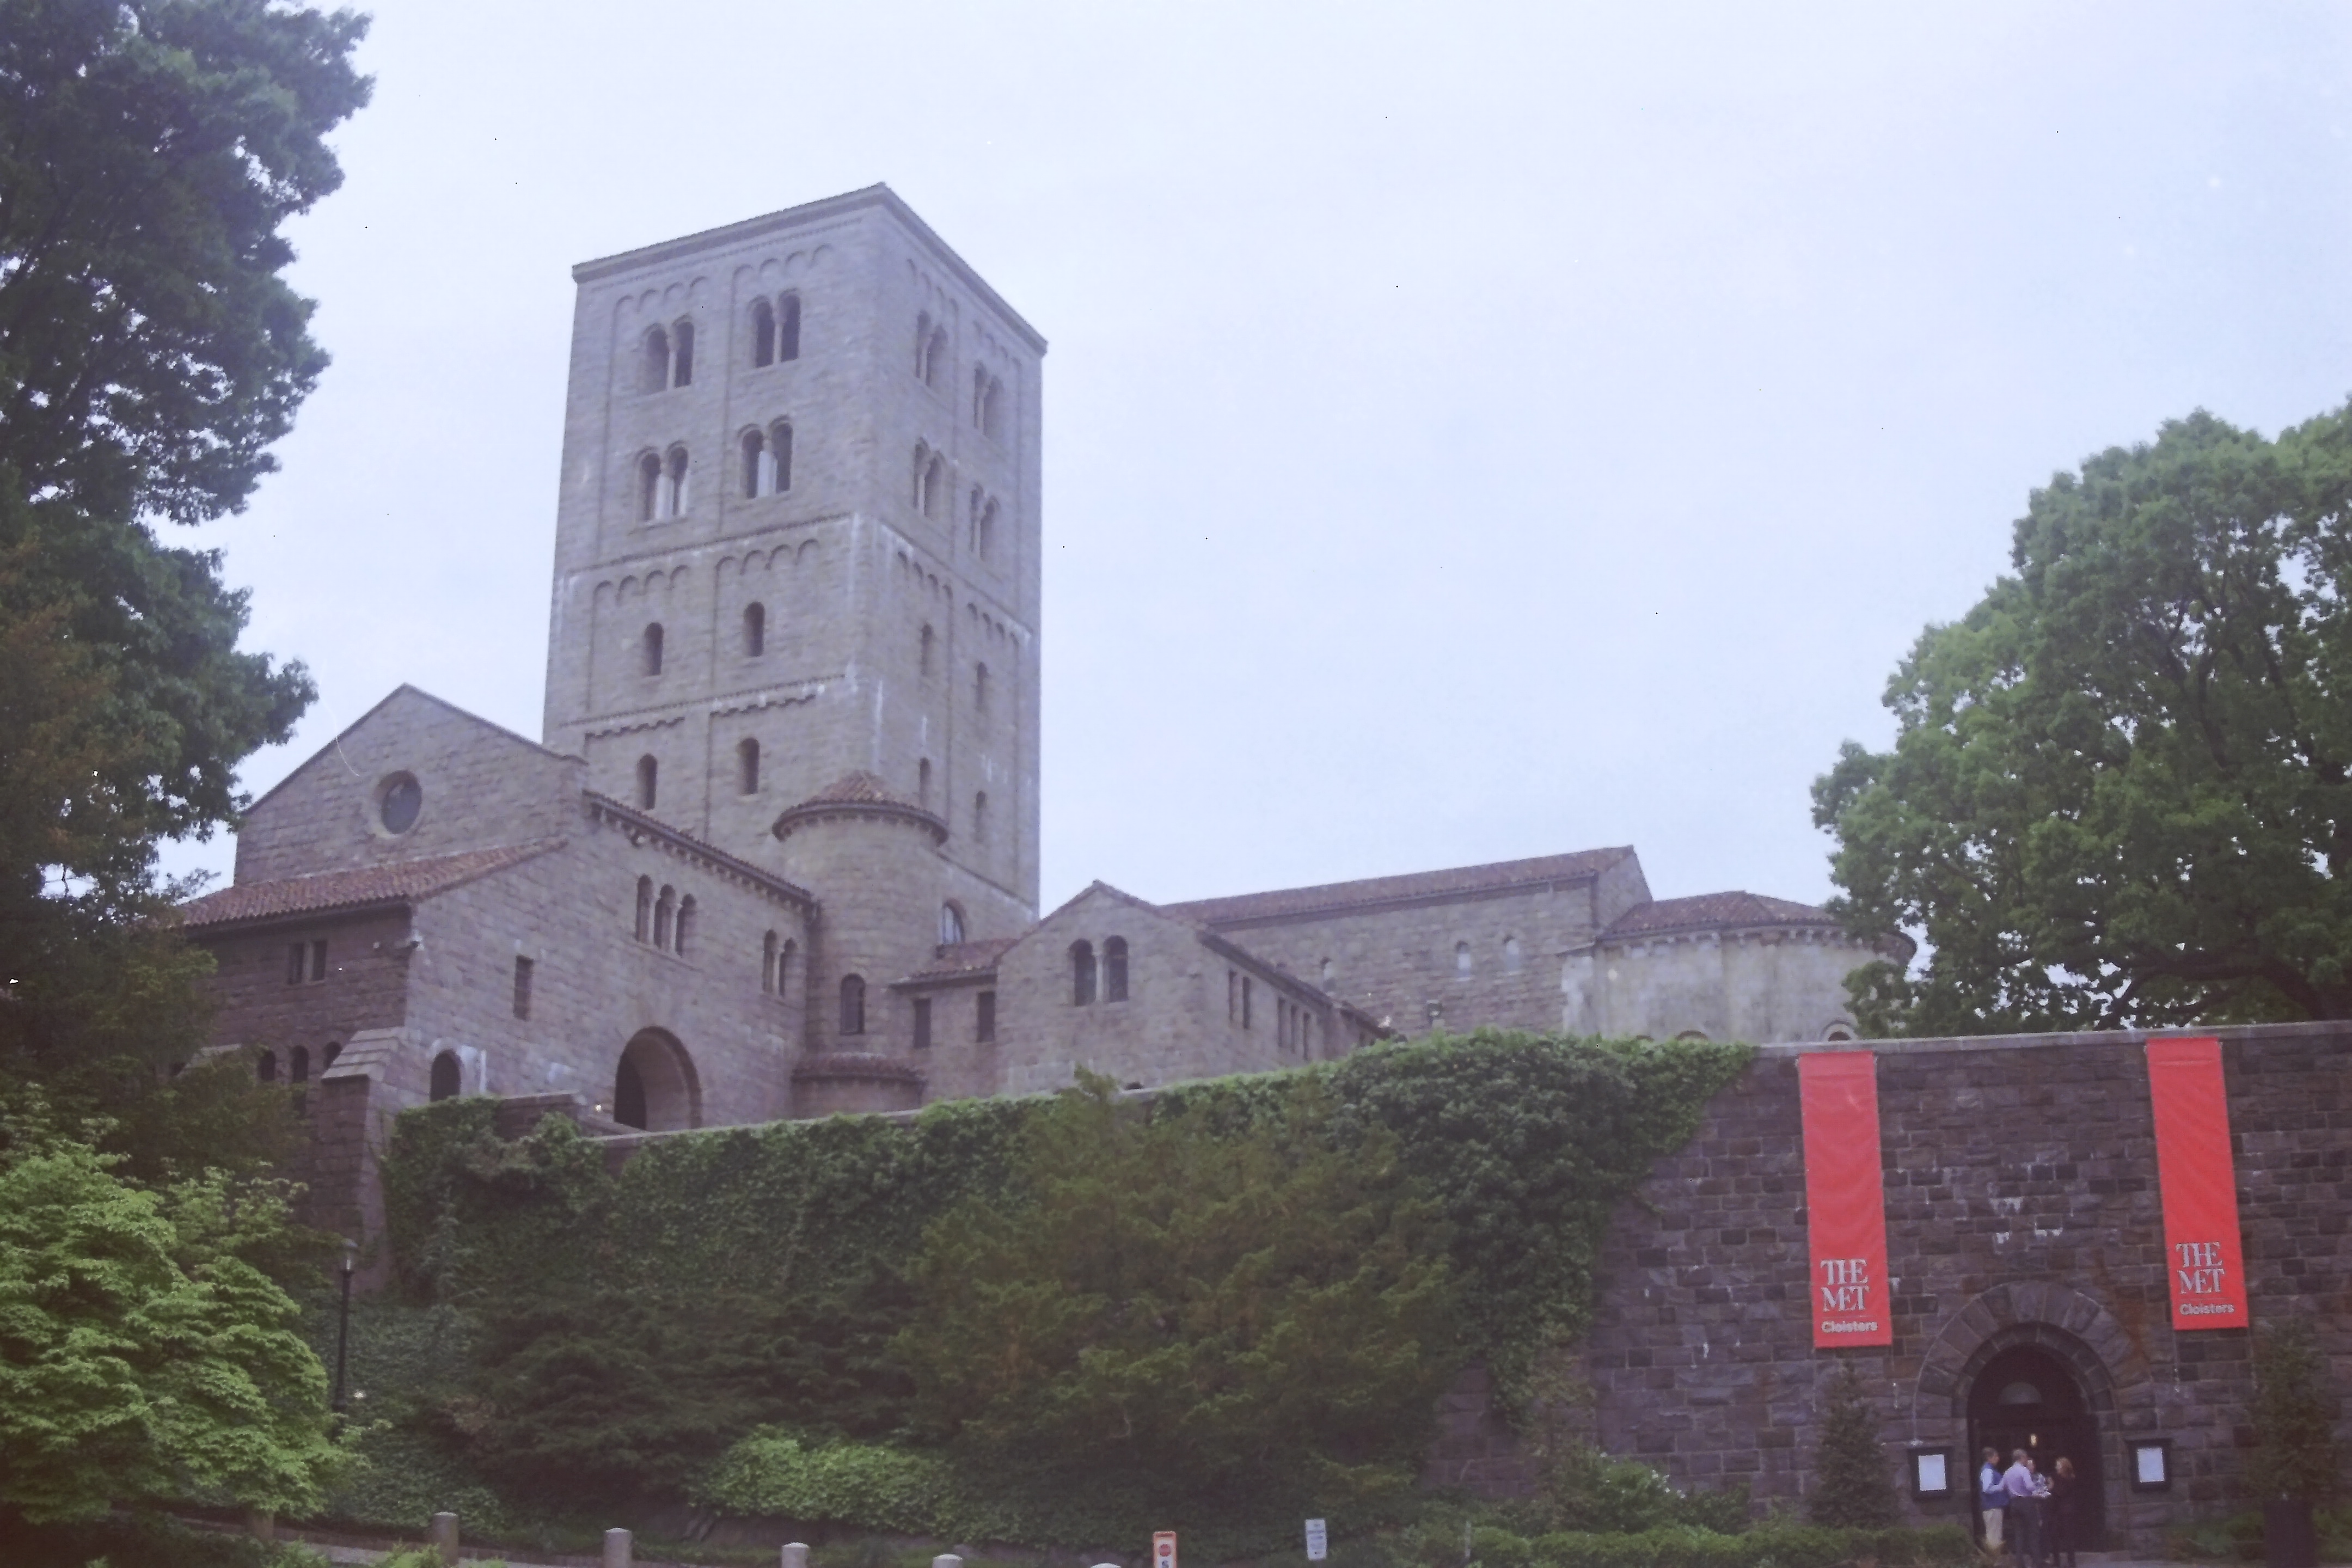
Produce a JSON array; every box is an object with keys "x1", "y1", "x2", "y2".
[{"x1": 1578, "y1": 1023, "x2": 2352, "y2": 1553}]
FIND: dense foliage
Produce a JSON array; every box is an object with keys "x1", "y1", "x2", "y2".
[
  {"x1": 1814, "y1": 402, "x2": 2352, "y2": 1033},
  {"x1": 2249, "y1": 1319, "x2": 2343, "y2": 1503},
  {"x1": 374, "y1": 1032, "x2": 1751, "y2": 1537},
  {"x1": 1805, "y1": 1364, "x2": 1894, "y2": 1528},
  {"x1": 0, "y1": 1100, "x2": 343, "y2": 1524}
]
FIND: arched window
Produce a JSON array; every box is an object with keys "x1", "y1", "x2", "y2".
[
  {"x1": 973, "y1": 790, "x2": 988, "y2": 844},
  {"x1": 840, "y1": 974, "x2": 866, "y2": 1035},
  {"x1": 919, "y1": 623, "x2": 935, "y2": 676},
  {"x1": 1824, "y1": 1024, "x2": 1857, "y2": 1043},
  {"x1": 925, "y1": 455, "x2": 946, "y2": 517},
  {"x1": 924, "y1": 326, "x2": 948, "y2": 388},
  {"x1": 291, "y1": 1044, "x2": 311, "y2": 1085},
  {"x1": 914, "y1": 312, "x2": 933, "y2": 378},
  {"x1": 780, "y1": 939, "x2": 797, "y2": 1000},
  {"x1": 636, "y1": 755, "x2": 658, "y2": 810},
  {"x1": 638, "y1": 452, "x2": 662, "y2": 522},
  {"x1": 940, "y1": 902, "x2": 966, "y2": 946},
  {"x1": 1504, "y1": 936, "x2": 1524, "y2": 973},
  {"x1": 641, "y1": 622, "x2": 664, "y2": 676},
  {"x1": 635, "y1": 875, "x2": 653, "y2": 941},
  {"x1": 744, "y1": 602, "x2": 765, "y2": 657},
  {"x1": 978, "y1": 498, "x2": 998, "y2": 562},
  {"x1": 973, "y1": 366, "x2": 988, "y2": 427},
  {"x1": 1070, "y1": 940, "x2": 1097, "y2": 1005},
  {"x1": 1104, "y1": 936, "x2": 1129, "y2": 1002},
  {"x1": 751, "y1": 297, "x2": 776, "y2": 367},
  {"x1": 769, "y1": 420, "x2": 793, "y2": 491},
  {"x1": 671, "y1": 318, "x2": 695, "y2": 385},
  {"x1": 664, "y1": 445, "x2": 690, "y2": 516},
  {"x1": 430, "y1": 1050, "x2": 461, "y2": 1102},
  {"x1": 256, "y1": 1048, "x2": 278, "y2": 1083},
  {"x1": 763, "y1": 930, "x2": 779, "y2": 994},
  {"x1": 1455, "y1": 941, "x2": 1472, "y2": 977},
  {"x1": 978, "y1": 374, "x2": 1003, "y2": 440},
  {"x1": 654, "y1": 885, "x2": 676, "y2": 950},
  {"x1": 642, "y1": 325, "x2": 670, "y2": 393},
  {"x1": 918, "y1": 757, "x2": 932, "y2": 808},
  {"x1": 777, "y1": 293, "x2": 801, "y2": 360},
  {"x1": 740, "y1": 427, "x2": 767, "y2": 498},
  {"x1": 912, "y1": 443, "x2": 929, "y2": 510},
  {"x1": 674, "y1": 895, "x2": 695, "y2": 957},
  {"x1": 973, "y1": 661, "x2": 989, "y2": 716}
]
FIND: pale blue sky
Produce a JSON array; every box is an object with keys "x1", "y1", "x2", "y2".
[{"x1": 166, "y1": 1, "x2": 2352, "y2": 916}]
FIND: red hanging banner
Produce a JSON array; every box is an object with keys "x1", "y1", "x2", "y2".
[
  {"x1": 1799, "y1": 1050, "x2": 1892, "y2": 1347},
  {"x1": 2147, "y1": 1037, "x2": 2250, "y2": 1332}
]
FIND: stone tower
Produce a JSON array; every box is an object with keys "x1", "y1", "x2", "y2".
[{"x1": 541, "y1": 187, "x2": 1045, "y2": 975}]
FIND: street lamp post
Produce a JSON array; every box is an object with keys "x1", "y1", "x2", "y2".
[{"x1": 332, "y1": 1238, "x2": 356, "y2": 1417}]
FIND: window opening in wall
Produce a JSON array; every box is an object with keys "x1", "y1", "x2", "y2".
[
  {"x1": 308, "y1": 940, "x2": 327, "y2": 982},
  {"x1": 920, "y1": 623, "x2": 935, "y2": 677},
  {"x1": 654, "y1": 886, "x2": 676, "y2": 950},
  {"x1": 978, "y1": 499, "x2": 997, "y2": 562},
  {"x1": 671, "y1": 318, "x2": 694, "y2": 385},
  {"x1": 636, "y1": 755, "x2": 658, "y2": 810},
  {"x1": 770, "y1": 420, "x2": 792, "y2": 491},
  {"x1": 740, "y1": 427, "x2": 766, "y2": 498},
  {"x1": 642, "y1": 325, "x2": 671, "y2": 393},
  {"x1": 1455, "y1": 941, "x2": 1472, "y2": 977},
  {"x1": 973, "y1": 366, "x2": 987, "y2": 427},
  {"x1": 1104, "y1": 936, "x2": 1128, "y2": 1001},
  {"x1": 777, "y1": 293, "x2": 801, "y2": 360},
  {"x1": 379, "y1": 773, "x2": 422, "y2": 835},
  {"x1": 751, "y1": 298, "x2": 776, "y2": 367},
  {"x1": 1504, "y1": 936, "x2": 1524, "y2": 973},
  {"x1": 638, "y1": 452, "x2": 662, "y2": 522},
  {"x1": 738, "y1": 737, "x2": 761, "y2": 794},
  {"x1": 972, "y1": 791, "x2": 988, "y2": 844},
  {"x1": 1228, "y1": 969, "x2": 1238, "y2": 1022},
  {"x1": 291, "y1": 1044, "x2": 311, "y2": 1084},
  {"x1": 1320, "y1": 958, "x2": 1334, "y2": 986},
  {"x1": 1243, "y1": 976, "x2": 1254, "y2": 1028},
  {"x1": 780, "y1": 939, "x2": 796, "y2": 1000},
  {"x1": 976, "y1": 373, "x2": 1004, "y2": 440},
  {"x1": 914, "y1": 313, "x2": 933, "y2": 379},
  {"x1": 642, "y1": 622, "x2": 664, "y2": 676},
  {"x1": 614, "y1": 1052, "x2": 646, "y2": 1128},
  {"x1": 940, "y1": 902, "x2": 965, "y2": 946},
  {"x1": 914, "y1": 450, "x2": 945, "y2": 518},
  {"x1": 664, "y1": 446, "x2": 690, "y2": 516},
  {"x1": 675, "y1": 896, "x2": 695, "y2": 957},
  {"x1": 973, "y1": 661, "x2": 989, "y2": 717},
  {"x1": 976, "y1": 988, "x2": 996, "y2": 1042},
  {"x1": 635, "y1": 876, "x2": 653, "y2": 942},
  {"x1": 256, "y1": 1048, "x2": 278, "y2": 1083},
  {"x1": 918, "y1": 757, "x2": 932, "y2": 808},
  {"x1": 430, "y1": 1050, "x2": 461, "y2": 1102},
  {"x1": 1070, "y1": 940, "x2": 1096, "y2": 1005},
  {"x1": 762, "y1": 930, "x2": 779, "y2": 994},
  {"x1": 912, "y1": 996, "x2": 932, "y2": 1049},
  {"x1": 744, "y1": 602, "x2": 765, "y2": 657},
  {"x1": 840, "y1": 974, "x2": 866, "y2": 1035},
  {"x1": 286, "y1": 942, "x2": 305, "y2": 984},
  {"x1": 513, "y1": 956, "x2": 534, "y2": 1020}
]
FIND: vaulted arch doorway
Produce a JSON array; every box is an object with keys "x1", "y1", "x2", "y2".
[
  {"x1": 612, "y1": 1028, "x2": 700, "y2": 1131},
  {"x1": 1968, "y1": 1344, "x2": 2105, "y2": 1549}
]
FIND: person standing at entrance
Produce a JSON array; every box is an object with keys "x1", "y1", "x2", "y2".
[
  {"x1": 2046, "y1": 1457, "x2": 2080, "y2": 1568},
  {"x1": 2003, "y1": 1449, "x2": 2043, "y2": 1566},
  {"x1": 1979, "y1": 1447, "x2": 2007, "y2": 1552}
]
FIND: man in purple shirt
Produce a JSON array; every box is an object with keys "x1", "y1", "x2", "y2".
[{"x1": 2002, "y1": 1450, "x2": 2043, "y2": 1565}]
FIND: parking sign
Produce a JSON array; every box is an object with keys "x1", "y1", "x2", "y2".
[{"x1": 1155, "y1": 1531, "x2": 1177, "y2": 1568}]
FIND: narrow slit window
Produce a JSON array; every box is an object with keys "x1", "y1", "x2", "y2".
[
  {"x1": 1070, "y1": 940, "x2": 1097, "y2": 1005},
  {"x1": 769, "y1": 421, "x2": 793, "y2": 492},
  {"x1": 512, "y1": 956, "x2": 534, "y2": 1020},
  {"x1": 1104, "y1": 936, "x2": 1128, "y2": 1002},
  {"x1": 643, "y1": 326, "x2": 670, "y2": 393},
  {"x1": 940, "y1": 902, "x2": 965, "y2": 946},
  {"x1": 638, "y1": 452, "x2": 663, "y2": 522},
  {"x1": 286, "y1": 942, "x2": 305, "y2": 984},
  {"x1": 290, "y1": 1045, "x2": 311, "y2": 1083},
  {"x1": 654, "y1": 886, "x2": 676, "y2": 950},
  {"x1": 309, "y1": 940, "x2": 327, "y2": 982},
  {"x1": 675, "y1": 896, "x2": 695, "y2": 957},
  {"x1": 664, "y1": 446, "x2": 690, "y2": 515},
  {"x1": 777, "y1": 293, "x2": 801, "y2": 360},
  {"x1": 258, "y1": 1048, "x2": 278, "y2": 1082},
  {"x1": 738, "y1": 737, "x2": 760, "y2": 794},
  {"x1": 751, "y1": 298, "x2": 776, "y2": 367},
  {"x1": 974, "y1": 661, "x2": 989, "y2": 716},
  {"x1": 762, "y1": 930, "x2": 779, "y2": 994},
  {"x1": 744, "y1": 601, "x2": 765, "y2": 657},
  {"x1": 635, "y1": 876, "x2": 653, "y2": 941},
  {"x1": 741, "y1": 427, "x2": 767, "y2": 498},
  {"x1": 914, "y1": 312, "x2": 933, "y2": 378},
  {"x1": 976, "y1": 989, "x2": 996, "y2": 1042},
  {"x1": 642, "y1": 622, "x2": 664, "y2": 676},
  {"x1": 918, "y1": 757, "x2": 932, "y2": 808},
  {"x1": 671, "y1": 319, "x2": 694, "y2": 385},
  {"x1": 973, "y1": 790, "x2": 988, "y2": 844},
  {"x1": 920, "y1": 623, "x2": 935, "y2": 676},
  {"x1": 840, "y1": 974, "x2": 866, "y2": 1035},
  {"x1": 912, "y1": 996, "x2": 932, "y2": 1049},
  {"x1": 636, "y1": 755, "x2": 658, "y2": 810}
]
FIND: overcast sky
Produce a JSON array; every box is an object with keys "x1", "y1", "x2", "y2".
[{"x1": 166, "y1": 1, "x2": 2352, "y2": 916}]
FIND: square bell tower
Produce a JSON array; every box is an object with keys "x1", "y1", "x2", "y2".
[{"x1": 541, "y1": 186, "x2": 1044, "y2": 926}]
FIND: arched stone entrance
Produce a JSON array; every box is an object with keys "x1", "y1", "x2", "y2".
[
  {"x1": 614, "y1": 1028, "x2": 700, "y2": 1131},
  {"x1": 1969, "y1": 1342, "x2": 2105, "y2": 1549}
]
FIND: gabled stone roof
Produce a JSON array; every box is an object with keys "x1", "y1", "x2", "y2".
[
  {"x1": 176, "y1": 840, "x2": 565, "y2": 929},
  {"x1": 898, "y1": 937, "x2": 1022, "y2": 985},
  {"x1": 1603, "y1": 890, "x2": 1841, "y2": 940},
  {"x1": 1162, "y1": 847, "x2": 1637, "y2": 927}
]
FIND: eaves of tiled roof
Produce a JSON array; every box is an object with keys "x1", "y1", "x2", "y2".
[
  {"x1": 1603, "y1": 890, "x2": 1842, "y2": 941},
  {"x1": 1162, "y1": 847, "x2": 1637, "y2": 928},
  {"x1": 895, "y1": 936, "x2": 1021, "y2": 988},
  {"x1": 175, "y1": 840, "x2": 565, "y2": 931}
]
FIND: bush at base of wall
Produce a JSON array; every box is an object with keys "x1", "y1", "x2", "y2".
[{"x1": 1464, "y1": 1523, "x2": 1975, "y2": 1568}]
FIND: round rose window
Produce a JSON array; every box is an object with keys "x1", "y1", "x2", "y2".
[{"x1": 379, "y1": 773, "x2": 422, "y2": 835}]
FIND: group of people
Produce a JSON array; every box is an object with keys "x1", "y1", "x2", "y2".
[{"x1": 1977, "y1": 1447, "x2": 2081, "y2": 1568}]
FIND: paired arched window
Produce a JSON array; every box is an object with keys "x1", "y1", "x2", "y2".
[
  {"x1": 738, "y1": 737, "x2": 760, "y2": 794},
  {"x1": 639, "y1": 448, "x2": 690, "y2": 520},
  {"x1": 429, "y1": 1050, "x2": 461, "y2": 1102},
  {"x1": 739, "y1": 422, "x2": 793, "y2": 497},
  {"x1": 940, "y1": 902, "x2": 966, "y2": 946},
  {"x1": 1103, "y1": 936, "x2": 1128, "y2": 1002},
  {"x1": 743, "y1": 602, "x2": 765, "y2": 657},
  {"x1": 914, "y1": 313, "x2": 947, "y2": 385},
  {"x1": 636, "y1": 755, "x2": 658, "y2": 810},
  {"x1": 635, "y1": 875, "x2": 654, "y2": 941},
  {"x1": 749, "y1": 293, "x2": 802, "y2": 367},
  {"x1": 641, "y1": 320, "x2": 693, "y2": 391},
  {"x1": 641, "y1": 622, "x2": 664, "y2": 676},
  {"x1": 1070, "y1": 940, "x2": 1097, "y2": 1005},
  {"x1": 840, "y1": 974, "x2": 866, "y2": 1035}
]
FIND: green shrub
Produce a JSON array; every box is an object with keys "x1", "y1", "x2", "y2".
[{"x1": 1806, "y1": 1365, "x2": 1895, "y2": 1528}]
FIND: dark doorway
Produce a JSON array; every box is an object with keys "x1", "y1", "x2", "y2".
[
  {"x1": 614, "y1": 1053, "x2": 647, "y2": 1129},
  {"x1": 1968, "y1": 1344, "x2": 2104, "y2": 1550}
]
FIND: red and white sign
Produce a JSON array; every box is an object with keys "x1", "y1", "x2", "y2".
[
  {"x1": 2147, "y1": 1037, "x2": 2250, "y2": 1332},
  {"x1": 1799, "y1": 1050, "x2": 1893, "y2": 1347},
  {"x1": 1154, "y1": 1532, "x2": 1177, "y2": 1568}
]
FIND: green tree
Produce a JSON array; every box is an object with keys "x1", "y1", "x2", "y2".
[
  {"x1": 2251, "y1": 1318, "x2": 2343, "y2": 1503},
  {"x1": 1814, "y1": 403, "x2": 2352, "y2": 1034},
  {"x1": 0, "y1": 0, "x2": 368, "y2": 1162},
  {"x1": 0, "y1": 1101, "x2": 344, "y2": 1523},
  {"x1": 1808, "y1": 1363, "x2": 1895, "y2": 1528},
  {"x1": 893, "y1": 1075, "x2": 1460, "y2": 1515}
]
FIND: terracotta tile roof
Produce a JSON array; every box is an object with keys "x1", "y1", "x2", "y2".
[
  {"x1": 176, "y1": 840, "x2": 564, "y2": 929},
  {"x1": 898, "y1": 937, "x2": 1020, "y2": 985},
  {"x1": 1604, "y1": 890, "x2": 1841, "y2": 940},
  {"x1": 804, "y1": 771, "x2": 914, "y2": 808},
  {"x1": 1162, "y1": 847, "x2": 1637, "y2": 927},
  {"x1": 791, "y1": 1052, "x2": 925, "y2": 1082}
]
